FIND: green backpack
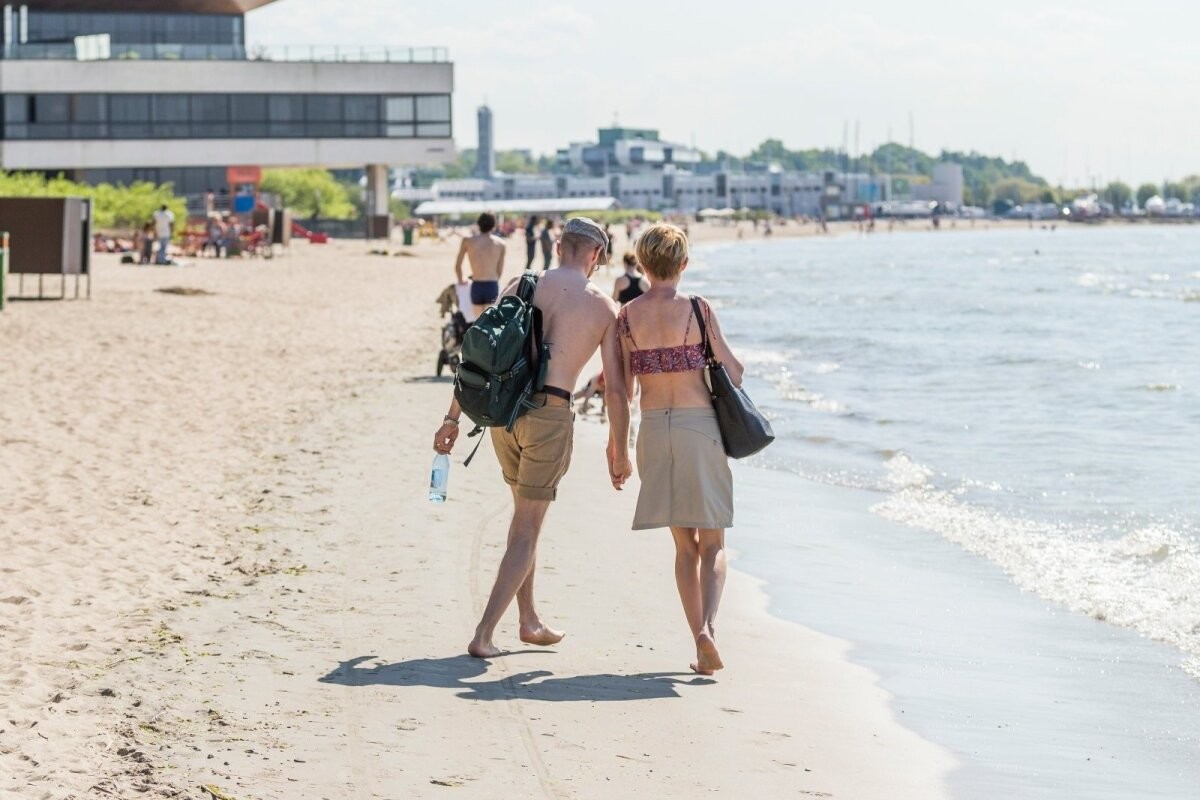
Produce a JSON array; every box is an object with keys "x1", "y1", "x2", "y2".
[{"x1": 454, "y1": 271, "x2": 549, "y2": 464}]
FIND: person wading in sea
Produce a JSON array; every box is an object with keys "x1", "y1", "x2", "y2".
[
  {"x1": 434, "y1": 217, "x2": 631, "y2": 658},
  {"x1": 454, "y1": 212, "x2": 507, "y2": 317}
]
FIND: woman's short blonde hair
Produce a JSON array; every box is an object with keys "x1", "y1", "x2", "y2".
[{"x1": 635, "y1": 223, "x2": 689, "y2": 281}]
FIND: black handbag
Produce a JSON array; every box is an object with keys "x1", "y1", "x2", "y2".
[{"x1": 690, "y1": 298, "x2": 775, "y2": 459}]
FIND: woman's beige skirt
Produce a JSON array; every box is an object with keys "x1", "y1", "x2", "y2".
[{"x1": 633, "y1": 408, "x2": 734, "y2": 530}]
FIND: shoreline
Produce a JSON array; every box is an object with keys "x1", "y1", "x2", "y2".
[{"x1": 1, "y1": 226, "x2": 954, "y2": 798}]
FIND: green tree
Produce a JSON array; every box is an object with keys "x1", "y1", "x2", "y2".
[
  {"x1": 495, "y1": 151, "x2": 539, "y2": 174},
  {"x1": 965, "y1": 179, "x2": 992, "y2": 208},
  {"x1": 1136, "y1": 183, "x2": 1159, "y2": 206},
  {"x1": 261, "y1": 168, "x2": 357, "y2": 220},
  {"x1": 1163, "y1": 182, "x2": 1187, "y2": 201},
  {"x1": 1104, "y1": 181, "x2": 1132, "y2": 208},
  {"x1": 389, "y1": 198, "x2": 411, "y2": 220},
  {"x1": 1179, "y1": 175, "x2": 1200, "y2": 203},
  {"x1": 992, "y1": 178, "x2": 1044, "y2": 205},
  {"x1": 0, "y1": 171, "x2": 185, "y2": 233}
]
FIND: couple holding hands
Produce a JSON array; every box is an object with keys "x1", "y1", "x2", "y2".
[{"x1": 433, "y1": 219, "x2": 744, "y2": 675}]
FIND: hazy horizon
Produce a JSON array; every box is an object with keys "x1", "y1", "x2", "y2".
[{"x1": 248, "y1": 0, "x2": 1197, "y2": 187}]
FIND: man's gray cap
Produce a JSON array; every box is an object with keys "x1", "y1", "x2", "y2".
[{"x1": 562, "y1": 216, "x2": 609, "y2": 264}]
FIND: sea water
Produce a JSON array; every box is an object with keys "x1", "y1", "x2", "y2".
[{"x1": 688, "y1": 224, "x2": 1200, "y2": 797}]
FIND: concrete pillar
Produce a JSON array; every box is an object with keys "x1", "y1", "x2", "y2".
[
  {"x1": 365, "y1": 163, "x2": 391, "y2": 239},
  {"x1": 365, "y1": 163, "x2": 390, "y2": 216}
]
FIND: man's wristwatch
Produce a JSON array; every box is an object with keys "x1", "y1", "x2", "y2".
[{"x1": 443, "y1": 416, "x2": 460, "y2": 427}]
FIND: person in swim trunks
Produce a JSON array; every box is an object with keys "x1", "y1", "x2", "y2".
[
  {"x1": 455, "y1": 212, "x2": 507, "y2": 317},
  {"x1": 434, "y1": 217, "x2": 631, "y2": 659}
]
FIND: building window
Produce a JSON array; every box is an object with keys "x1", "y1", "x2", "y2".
[
  {"x1": 415, "y1": 95, "x2": 451, "y2": 122},
  {"x1": 1, "y1": 92, "x2": 451, "y2": 141}
]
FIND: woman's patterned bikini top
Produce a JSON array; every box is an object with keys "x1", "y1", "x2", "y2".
[{"x1": 618, "y1": 300, "x2": 709, "y2": 376}]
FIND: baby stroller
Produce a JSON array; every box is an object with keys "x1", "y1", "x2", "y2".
[{"x1": 435, "y1": 284, "x2": 474, "y2": 376}]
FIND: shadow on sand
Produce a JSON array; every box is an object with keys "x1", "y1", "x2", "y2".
[{"x1": 319, "y1": 654, "x2": 713, "y2": 702}]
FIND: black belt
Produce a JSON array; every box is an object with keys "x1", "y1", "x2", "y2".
[{"x1": 542, "y1": 385, "x2": 572, "y2": 402}]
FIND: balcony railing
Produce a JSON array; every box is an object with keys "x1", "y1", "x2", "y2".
[{"x1": 1, "y1": 42, "x2": 450, "y2": 63}]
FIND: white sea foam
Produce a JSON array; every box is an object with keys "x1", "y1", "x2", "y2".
[
  {"x1": 767, "y1": 371, "x2": 851, "y2": 415},
  {"x1": 873, "y1": 455, "x2": 1200, "y2": 674},
  {"x1": 741, "y1": 349, "x2": 790, "y2": 367},
  {"x1": 814, "y1": 362, "x2": 842, "y2": 374}
]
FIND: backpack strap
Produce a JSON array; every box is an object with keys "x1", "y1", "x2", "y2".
[
  {"x1": 516, "y1": 270, "x2": 539, "y2": 304},
  {"x1": 689, "y1": 297, "x2": 715, "y2": 363},
  {"x1": 463, "y1": 425, "x2": 486, "y2": 467}
]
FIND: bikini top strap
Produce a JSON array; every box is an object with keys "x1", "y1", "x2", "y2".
[
  {"x1": 617, "y1": 305, "x2": 639, "y2": 350},
  {"x1": 683, "y1": 303, "x2": 696, "y2": 344}
]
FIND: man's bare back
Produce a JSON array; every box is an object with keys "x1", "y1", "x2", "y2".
[
  {"x1": 506, "y1": 267, "x2": 618, "y2": 393},
  {"x1": 456, "y1": 233, "x2": 506, "y2": 283}
]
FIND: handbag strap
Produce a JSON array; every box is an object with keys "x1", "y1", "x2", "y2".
[{"x1": 689, "y1": 297, "x2": 716, "y2": 363}]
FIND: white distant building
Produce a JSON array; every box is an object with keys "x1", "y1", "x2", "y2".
[
  {"x1": 402, "y1": 169, "x2": 889, "y2": 217},
  {"x1": 557, "y1": 127, "x2": 702, "y2": 176},
  {"x1": 912, "y1": 162, "x2": 965, "y2": 206}
]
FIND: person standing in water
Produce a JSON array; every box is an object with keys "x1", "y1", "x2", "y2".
[
  {"x1": 454, "y1": 212, "x2": 507, "y2": 318},
  {"x1": 612, "y1": 222, "x2": 744, "y2": 676}
]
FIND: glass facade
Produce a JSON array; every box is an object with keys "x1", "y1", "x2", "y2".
[
  {"x1": 25, "y1": 11, "x2": 243, "y2": 46},
  {"x1": 1, "y1": 92, "x2": 453, "y2": 141}
]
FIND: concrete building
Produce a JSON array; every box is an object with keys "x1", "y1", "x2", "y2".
[
  {"x1": 557, "y1": 127, "x2": 701, "y2": 177},
  {"x1": 474, "y1": 104, "x2": 493, "y2": 179},
  {"x1": 0, "y1": 0, "x2": 455, "y2": 215},
  {"x1": 912, "y1": 162, "x2": 964, "y2": 206},
  {"x1": 404, "y1": 169, "x2": 890, "y2": 218}
]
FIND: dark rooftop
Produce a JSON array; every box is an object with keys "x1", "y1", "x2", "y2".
[{"x1": 18, "y1": 0, "x2": 278, "y2": 13}]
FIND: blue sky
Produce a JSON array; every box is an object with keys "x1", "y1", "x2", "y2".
[{"x1": 248, "y1": 0, "x2": 1197, "y2": 186}]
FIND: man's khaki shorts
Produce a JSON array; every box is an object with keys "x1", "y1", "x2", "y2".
[{"x1": 491, "y1": 400, "x2": 575, "y2": 501}]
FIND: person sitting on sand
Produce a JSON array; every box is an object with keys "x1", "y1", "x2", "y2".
[
  {"x1": 612, "y1": 251, "x2": 650, "y2": 305},
  {"x1": 455, "y1": 212, "x2": 507, "y2": 318},
  {"x1": 613, "y1": 222, "x2": 744, "y2": 676},
  {"x1": 434, "y1": 217, "x2": 630, "y2": 659}
]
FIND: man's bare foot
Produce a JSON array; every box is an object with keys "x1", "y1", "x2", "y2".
[
  {"x1": 690, "y1": 632, "x2": 724, "y2": 675},
  {"x1": 467, "y1": 637, "x2": 501, "y2": 659},
  {"x1": 519, "y1": 623, "x2": 566, "y2": 647}
]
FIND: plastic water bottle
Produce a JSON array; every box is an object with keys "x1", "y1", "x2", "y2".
[{"x1": 429, "y1": 453, "x2": 450, "y2": 503}]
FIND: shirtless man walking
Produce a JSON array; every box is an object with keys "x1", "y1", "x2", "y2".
[
  {"x1": 433, "y1": 217, "x2": 632, "y2": 658},
  {"x1": 454, "y1": 212, "x2": 507, "y2": 317}
]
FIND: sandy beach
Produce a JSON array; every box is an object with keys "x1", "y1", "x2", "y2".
[{"x1": 1, "y1": 223, "x2": 954, "y2": 798}]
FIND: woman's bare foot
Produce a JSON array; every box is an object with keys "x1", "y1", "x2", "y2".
[
  {"x1": 519, "y1": 622, "x2": 566, "y2": 647},
  {"x1": 467, "y1": 637, "x2": 501, "y2": 659},
  {"x1": 690, "y1": 632, "x2": 724, "y2": 675}
]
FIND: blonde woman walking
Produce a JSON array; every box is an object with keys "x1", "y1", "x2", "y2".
[{"x1": 609, "y1": 223, "x2": 744, "y2": 675}]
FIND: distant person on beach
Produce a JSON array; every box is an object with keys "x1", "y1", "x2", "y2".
[
  {"x1": 603, "y1": 223, "x2": 614, "y2": 269},
  {"x1": 152, "y1": 204, "x2": 175, "y2": 265},
  {"x1": 139, "y1": 222, "x2": 155, "y2": 265},
  {"x1": 614, "y1": 222, "x2": 744, "y2": 675},
  {"x1": 433, "y1": 217, "x2": 628, "y2": 659},
  {"x1": 524, "y1": 215, "x2": 538, "y2": 269},
  {"x1": 539, "y1": 219, "x2": 555, "y2": 269},
  {"x1": 455, "y1": 212, "x2": 507, "y2": 317},
  {"x1": 612, "y1": 251, "x2": 649, "y2": 305}
]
